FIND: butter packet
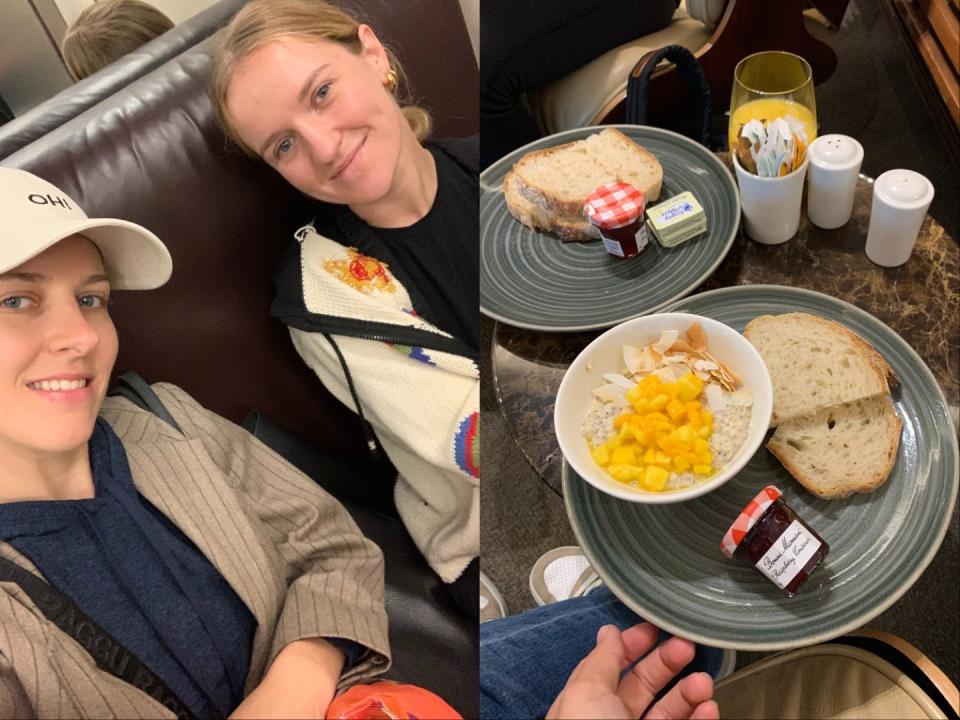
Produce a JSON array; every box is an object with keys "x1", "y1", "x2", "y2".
[{"x1": 646, "y1": 192, "x2": 708, "y2": 248}]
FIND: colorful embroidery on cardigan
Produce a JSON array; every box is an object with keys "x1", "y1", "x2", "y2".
[
  {"x1": 324, "y1": 248, "x2": 396, "y2": 294},
  {"x1": 388, "y1": 343, "x2": 435, "y2": 366},
  {"x1": 454, "y1": 412, "x2": 479, "y2": 478}
]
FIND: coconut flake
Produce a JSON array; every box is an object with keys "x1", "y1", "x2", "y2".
[
  {"x1": 622, "y1": 344, "x2": 644, "y2": 374},
  {"x1": 686, "y1": 322, "x2": 708, "y2": 352},
  {"x1": 652, "y1": 330, "x2": 679, "y2": 354},
  {"x1": 603, "y1": 373, "x2": 636, "y2": 390},
  {"x1": 592, "y1": 384, "x2": 629, "y2": 406},
  {"x1": 704, "y1": 383, "x2": 727, "y2": 412}
]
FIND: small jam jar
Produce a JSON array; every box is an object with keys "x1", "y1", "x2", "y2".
[
  {"x1": 583, "y1": 182, "x2": 647, "y2": 259},
  {"x1": 721, "y1": 486, "x2": 829, "y2": 597}
]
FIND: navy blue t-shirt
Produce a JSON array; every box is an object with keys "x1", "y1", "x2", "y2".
[{"x1": 0, "y1": 420, "x2": 255, "y2": 718}]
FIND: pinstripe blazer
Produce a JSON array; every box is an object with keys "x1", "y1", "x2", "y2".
[{"x1": 0, "y1": 384, "x2": 390, "y2": 718}]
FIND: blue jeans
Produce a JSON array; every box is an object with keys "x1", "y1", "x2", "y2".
[{"x1": 480, "y1": 587, "x2": 724, "y2": 719}]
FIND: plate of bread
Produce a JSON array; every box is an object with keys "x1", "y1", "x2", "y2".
[
  {"x1": 564, "y1": 285, "x2": 958, "y2": 649},
  {"x1": 480, "y1": 125, "x2": 739, "y2": 330}
]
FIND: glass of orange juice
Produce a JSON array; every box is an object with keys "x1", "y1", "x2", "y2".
[{"x1": 728, "y1": 51, "x2": 817, "y2": 163}]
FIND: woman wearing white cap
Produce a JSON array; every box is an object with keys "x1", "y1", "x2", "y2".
[
  {"x1": 0, "y1": 168, "x2": 388, "y2": 718},
  {"x1": 208, "y1": 0, "x2": 479, "y2": 615}
]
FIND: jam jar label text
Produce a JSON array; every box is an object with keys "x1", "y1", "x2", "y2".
[{"x1": 754, "y1": 519, "x2": 823, "y2": 590}]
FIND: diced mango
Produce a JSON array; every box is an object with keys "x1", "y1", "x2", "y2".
[
  {"x1": 640, "y1": 374, "x2": 661, "y2": 390},
  {"x1": 609, "y1": 465, "x2": 642, "y2": 482},
  {"x1": 642, "y1": 465, "x2": 670, "y2": 491},
  {"x1": 665, "y1": 399, "x2": 686, "y2": 423},
  {"x1": 649, "y1": 394, "x2": 669, "y2": 410},
  {"x1": 673, "y1": 425, "x2": 694, "y2": 446},
  {"x1": 610, "y1": 446, "x2": 637, "y2": 465},
  {"x1": 673, "y1": 455, "x2": 691, "y2": 472},
  {"x1": 693, "y1": 464, "x2": 713, "y2": 476},
  {"x1": 675, "y1": 375, "x2": 700, "y2": 402},
  {"x1": 591, "y1": 445, "x2": 611, "y2": 467}
]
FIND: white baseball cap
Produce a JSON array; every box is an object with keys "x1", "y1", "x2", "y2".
[{"x1": 0, "y1": 167, "x2": 172, "y2": 289}]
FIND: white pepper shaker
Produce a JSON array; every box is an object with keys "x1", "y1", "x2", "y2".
[
  {"x1": 806, "y1": 134, "x2": 864, "y2": 229},
  {"x1": 865, "y1": 169, "x2": 934, "y2": 267}
]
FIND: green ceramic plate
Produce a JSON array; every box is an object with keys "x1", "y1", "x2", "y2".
[
  {"x1": 563, "y1": 285, "x2": 959, "y2": 650},
  {"x1": 480, "y1": 125, "x2": 739, "y2": 331}
]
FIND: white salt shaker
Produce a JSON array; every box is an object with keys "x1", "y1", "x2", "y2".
[
  {"x1": 806, "y1": 134, "x2": 864, "y2": 229},
  {"x1": 865, "y1": 169, "x2": 934, "y2": 267}
]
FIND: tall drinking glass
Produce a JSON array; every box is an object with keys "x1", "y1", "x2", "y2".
[{"x1": 728, "y1": 51, "x2": 817, "y2": 160}]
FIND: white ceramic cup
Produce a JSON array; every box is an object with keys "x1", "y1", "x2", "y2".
[
  {"x1": 865, "y1": 169, "x2": 934, "y2": 267},
  {"x1": 806, "y1": 134, "x2": 864, "y2": 229},
  {"x1": 732, "y1": 153, "x2": 809, "y2": 244}
]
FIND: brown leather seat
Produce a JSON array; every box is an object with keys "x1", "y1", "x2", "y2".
[
  {"x1": 1, "y1": 0, "x2": 478, "y2": 714},
  {"x1": 0, "y1": 0, "x2": 247, "y2": 159}
]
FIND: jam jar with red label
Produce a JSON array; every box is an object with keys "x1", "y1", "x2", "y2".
[
  {"x1": 583, "y1": 182, "x2": 647, "y2": 259},
  {"x1": 721, "y1": 485, "x2": 829, "y2": 597}
]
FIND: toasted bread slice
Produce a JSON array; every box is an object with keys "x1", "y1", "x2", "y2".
[
  {"x1": 503, "y1": 171, "x2": 599, "y2": 243},
  {"x1": 744, "y1": 312, "x2": 894, "y2": 426},
  {"x1": 767, "y1": 395, "x2": 902, "y2": 498},
  {"x1": 512, "y1": 128, "x2": 663, "y2": 218}
]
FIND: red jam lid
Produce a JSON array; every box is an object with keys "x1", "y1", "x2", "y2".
[
  {"x1": 720, "y1": 485, "x2": 782, "y2": 558},
  {"x1": 583, "y1": 183, "x2": 645, "y2": 230}
]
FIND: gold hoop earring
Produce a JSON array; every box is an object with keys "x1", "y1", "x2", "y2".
[{"x1": 384, "y1": 68, "x2": 398, "y2": 93}]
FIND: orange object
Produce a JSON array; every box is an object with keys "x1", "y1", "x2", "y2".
[{"x1": 326, "y1": 681, "x2": 462, "y2": 720}]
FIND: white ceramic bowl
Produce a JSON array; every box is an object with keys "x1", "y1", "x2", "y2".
[{"x1": 555, "y1": 312, "x2": 773, "y2": 503}]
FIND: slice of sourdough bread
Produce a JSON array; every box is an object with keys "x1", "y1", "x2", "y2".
[
  {"x1": 503, "y1": 171, "x2": 599, "y2": 242},
  {"x1": 744, "y1": 312, "x2": 894, "y2": 426},
  {"x1": 767, "y1": 394, "x2": 902, "y2": 498},
  {"x1": 511, "y1": 128, "x2": 663, "y2": 219}
]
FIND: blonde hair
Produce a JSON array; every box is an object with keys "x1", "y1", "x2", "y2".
[
  {"x1": 209, "y1": 0, "x2": 431, "y2": 156},
  {"x1": 62, "y1": 0, "x2": 174, "y2": 81}
]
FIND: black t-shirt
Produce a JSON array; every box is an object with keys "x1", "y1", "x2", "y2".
[{"x1": 292, "y1": 141, "x2": 479, "y2": 352}]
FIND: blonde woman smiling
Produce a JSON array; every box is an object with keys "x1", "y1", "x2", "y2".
[{"x1": 210, "y1": 0, "x2": 479, "y2": 615}]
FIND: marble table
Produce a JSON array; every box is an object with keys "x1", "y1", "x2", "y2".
[{"x1": 489, "y1": 168, "x2": 960, "y2": 496}]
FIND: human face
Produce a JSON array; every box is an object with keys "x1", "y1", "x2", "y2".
[
  {"x1": 225, "y1": 29, "x2": 407, "y2": 206},
  {"x1": 0, "y1": 235, "x2": 117, "y2": 460}
]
